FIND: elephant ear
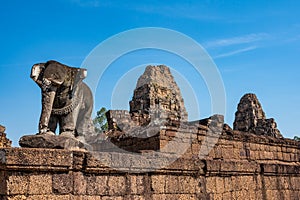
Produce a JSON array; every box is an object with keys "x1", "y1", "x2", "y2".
[
  {"x1": 43, "y1": 61, "x2": 67, "y2": 85},
  {"x1": 31, "y1": 63, "x2": 45, "y2": 82},
  {"x1": 78, "y1": 68, "x2": 87, "y2": 79},
  {"x1": 73, "y1": 68, "x2": 87, "y2": 85}
]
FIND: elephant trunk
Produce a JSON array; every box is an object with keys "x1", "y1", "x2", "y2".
[{"x1": 38, "y1": 88, "x2": 57, "y2": 134}]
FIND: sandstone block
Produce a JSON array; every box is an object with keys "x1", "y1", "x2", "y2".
[
  {"x1": 290, "y1": 190, "x2": 300, "y2": 200},
  {"x1": 206, "y1": 177, "x2": 216, "y2": 194},
  {"x1": 151, "y1": 175, "x2": 165, "y2": 194},
  {"x1": 86, "y1": 175, "x2": 97, "y2": 195},
  {"x1": 7, "y1": 174, "x2": 29, "y2": 195},
  {"x1": 101, "y1": 196, "x2": 123, "y2": 200},
  {"x1": 5, "y1": 195, "x2": 27, "y2": 200},
  {"x1": 72, "y1": 196, "x2": 101, "y2": 200},
  {"x1": 290, "y1": 176, "x2": 300, "y2": 190},
  {"x1": 222, "y1": 192, "x2": 232, "y2": 200},
  {"x1": 223, "y1": 177, "x2": 233, "y2": 193},
  {"x1": 72, "y1": 151, "x2": 86, "y2": 170},
  {"x1": 73, "y1": 172, "x2": 87, "y2": 195},
  {"x1": 52, "y1": 173, "x2": 73, "y2": 194},
  {"x1": 0, "y1": 148, "x2": 72, "y2": 170},
  {"x1": 0, "y1": 171, "x2": 7, "y2": 195},
  {"x1": 96, "y1": 175, "x2": 109, "y2": 195},
  {"x1": 130, "y1": 175, "x2": 145, "y2": 195},
  {"x1": 264, "y1": 176, "x2": 278, "y2": 190},
  {"x1": 221, "y1": 146, "x2": 234, "y2": 159},
  {"x1": 25, "y1": 194, "x2": 69, "y2": 200},
  {"x1": 28, "y1": 174, "x2": 52, "y2": 195},
  {"x1": 178, "y1": 176, "x2": 196, "y2": 193},
  {"x1": 152, "y1": 194, "x2": 166, "y2": 200},
  {"x1": 215, "y1": 177, "x2": 225, "y2": 194},
  {"x1": 266, "y1": 190, "x2": 279, "y2": 200},
  {"x1": 108, "y1": 176, "x2": 126, "y2": 196},
  {"x1": 254, "y1": 190, "x2": 263, "y2": 200},
  {"x1": 122, "y1": 195, "x2": 146, "y2": 200},
  {"x1": 166, "y1": 175, "x2": 179, "y2": 193}
]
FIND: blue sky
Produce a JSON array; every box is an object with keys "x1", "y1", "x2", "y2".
[{"x1": 0, "y1": 0, "x2": 300, "y2": 145}]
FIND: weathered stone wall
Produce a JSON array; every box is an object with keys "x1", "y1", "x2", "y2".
[{"x1": 1, "y1": 129, "x2": 299, "y2": 200}]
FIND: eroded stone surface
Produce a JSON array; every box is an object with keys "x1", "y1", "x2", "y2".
[
  {"x1": 0, "y1": 125, "x2": 5, "y2": 133},
  {"x1": 233, "y1": 93, "x2": 283, "y2": 138},
  {"x1": 19, "y1": 134, "x2": 90, "y2": 150},
  {"x1": 0, "y1": 124, "x2": 12, "y2": 148},
  {"x1": 130, "y1": 65, "x2": 188, "y2": 123},
  {"x1": 1, "y1": 139, "x2": 300, "y2": 199},
  {"x1": 106, "y1": 65, "x2": 188, "y2": 134}
]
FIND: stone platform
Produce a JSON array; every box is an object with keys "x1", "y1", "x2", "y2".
[
  {"x1": 2, "y1": 65, "x2": 299, "y2": 199},
  {"x1": 1, "y1": 127, "x2": 300, "y2": 200}
]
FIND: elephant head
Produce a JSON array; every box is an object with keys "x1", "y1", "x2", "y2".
[{"x1": 31, "y1": 60, "x2": 88, "y2": 135}]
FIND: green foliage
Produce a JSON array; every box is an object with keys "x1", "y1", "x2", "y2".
[
  {"x1": 93, "y1": 107, "x2": 108, "y2": 133},
  {"x1": 294, "y1": 136, "x2": 300, "y2": 141}
]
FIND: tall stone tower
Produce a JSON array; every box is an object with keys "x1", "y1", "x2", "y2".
[
  {"x1": 106, "y1": 65, "x2": 188, "y2": 132},
  {"x1": 129, "y1": 65, "x2": 188, "y2": 126}
]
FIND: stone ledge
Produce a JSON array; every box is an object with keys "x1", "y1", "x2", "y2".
[
  {"x1": 206, "y1": 160, "x2": 260, "y2": 175},
  {"x1": 262, "y1": 163, "x2": 300, "y2": 175},
  {"x1": 0, "y1": 148, "x2": 73, "y2": 171},
  {"x1": 1, "y1": 148, "x2": 299, "y2": 176},
  {"x1": 221, "y1": 131, "x2": 300, "y2": 147},
  {"x1": 1, "y1": 147, "x2": 300, "y2": 199}
]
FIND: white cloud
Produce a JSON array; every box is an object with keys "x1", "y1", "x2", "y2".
[
  {"x1": 204, "y1": 33, "x2": 269, "y2": 48},
  {"x1": 214, "y1": 46, "x2": 257, "y2": 59}
]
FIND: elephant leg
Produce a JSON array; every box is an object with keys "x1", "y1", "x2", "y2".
[
  {"x1": 48, "y1": 114, "x2": 59, "y2": 133},
  {"x1": 76, "y1": 82, "x2": 95, "y2": 138},
  {"x1": 59, "y1": 113, "x2": 76, "y2": 137},
  {"x1": 72, "y1": 105, "x2": 81, "y2": 137},
  {"x1": 38, "y1": 89, "x2": 56, "y2": 134},
  {"x1": 76, "y1": 109, "x2": 93, "y2": 137}
]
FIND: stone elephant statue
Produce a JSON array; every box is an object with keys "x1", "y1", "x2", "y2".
[{"x1": 30, "y1": 60, "x2": 94, "y2": 139}]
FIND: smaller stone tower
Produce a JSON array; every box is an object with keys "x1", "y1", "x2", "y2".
[
  {"x1": 0, "y1": 124, "x2": 12, "y2": 148},
  {"x1": 233, "y1": 93, "x2": 282, "y2": 138}
]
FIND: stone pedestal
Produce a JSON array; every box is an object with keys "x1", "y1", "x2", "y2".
[{"x1": 19, "y1": 134, "x2": 89, "y2": 150}]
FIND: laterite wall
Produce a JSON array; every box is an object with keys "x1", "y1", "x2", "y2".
[{"x1": 1, "y1": 129, "x2": 299, "y2": 200}]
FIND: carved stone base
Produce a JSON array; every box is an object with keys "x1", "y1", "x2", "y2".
[{"x1": 19, "y1": 134, "x2": 91, "y2": 150}]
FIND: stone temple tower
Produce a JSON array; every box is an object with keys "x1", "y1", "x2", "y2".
[
  {"x1": 106, "y1": 65, "x2": 188, "y2": 132},
  {"x1": 129, "y1": 65, "x2": 188, "y2": 126},
  {"x1": 233, "y1": 93, "x2": 282, "y2": 138}
]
